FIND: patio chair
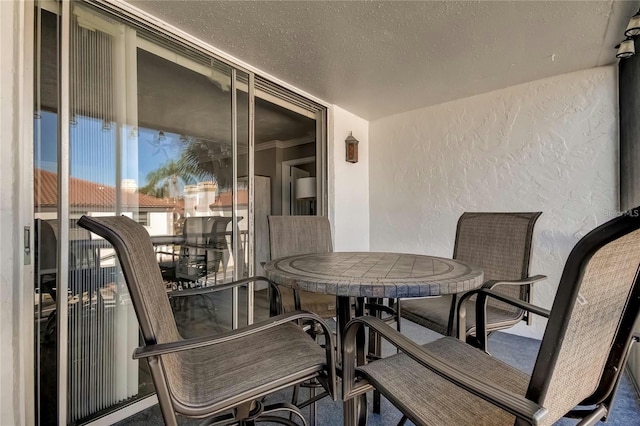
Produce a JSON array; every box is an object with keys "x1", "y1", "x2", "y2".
[
  {"x1": 342, "y1": 208, "x2": 640, "y2": 426},
  {"x1": 175, "y1": 216, "x2": 233, "y2": 285},
  {"x1": 267, "y1": 215, "x2": 400, "y2": 416},
  {"x1": 267, "y1": 215, "x2": 336, "y2": 319},
  {"x1": 400, "y1": 212, "x2": 545, "y2": 344},
  {"x1": 267, "y1": 215, "x2": 338, "y2": 424},
  {"x1": 34, "y1": 218, "x2": 116, "y2": 343},
  {"x1": 35, "y1": 219, "x2": 59, "y2": 301},
  {"x1": 78, "y1": 215, "x2": 336, "y2": 426}
]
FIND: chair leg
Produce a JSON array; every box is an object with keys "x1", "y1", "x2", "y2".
[
  {"x1": 373, "y1": 390, "x2": 381, "y2": 414},
  {"x1": 344, "y1": 394, "x2": 367, "y2": 426},
  {"x1": 255, "y1": 417, "x2": 299, "y2": 426},
  {"x1": 373, "y1": 322, "x2": 382, "y2": 413},
  {"x1": 293, "y1": 380, "x2": 324, "y2": 426},
  {"x1": 396, "y1": 415, "x2": 408, "y2": 426},
  {"x1": 367, "y1": 298, "x2": 382, "y2": 414},
  {"x1": 204, "y1": 401, "x2": 308, "y2": 426},
  {"x1": 309, "y1": 385, "x2": 316, "y2": 426},
  {"x1": 262, "y1": 402, "x2": 309, "y2": 426},
  {"x1": 290, "y1": 384, "x2": 300, "y2": 421}
]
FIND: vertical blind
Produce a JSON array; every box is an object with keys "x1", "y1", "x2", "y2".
[{"x1": 67, "y1": 9, "x2": 138, "y2": 422}]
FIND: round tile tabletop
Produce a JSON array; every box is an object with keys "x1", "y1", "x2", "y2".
[{"x1": 264, "y1": 252, "x2": 484, "y2": 298}]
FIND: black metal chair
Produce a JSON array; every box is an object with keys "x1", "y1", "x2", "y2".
[
  {"x1": 343, "y1": 208, "x2": 640, "y2": 426},
  {"x1": 78, "y1": 215, "x2": 336, "y2": 426},
  {"x1": 400, "y1": 212, "x2": 545, "y2": 345},
  {"x1": 267, "y1": 215, "x2": 340, "y2": 425},
  {"x1": 267, "y1": 215, "x2": 336, "y2": 319},
  {"x1": 35, "y1": 219, "x2": 59, "y2": 301},
  {"x1": 268, "y1": 215, "x2": 404, "y2": 415},
  {"x1": 34, "y1": 218, "x2": 117, "y2": 343},
  {"x1": 176, "y1": 216, "x2": 233, "y2": 285}
]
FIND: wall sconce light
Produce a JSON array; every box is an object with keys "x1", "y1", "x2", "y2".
[
  {"x1": 617, "y1": 9, "x2": 640, "y2": 59},
  {"x1": 617, "y1": 37, "x2": 636, "y2": 59},
  {"x1": 345, "y1": 132, "x2": 359, "y2": 163},
  {"x1": 625, "y1": 9, "x2": 640, "y2": 37}
]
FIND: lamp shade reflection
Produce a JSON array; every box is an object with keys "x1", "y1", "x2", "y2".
[{"x1": 295, "y1": 177, "x2": 317, "y2": 200}]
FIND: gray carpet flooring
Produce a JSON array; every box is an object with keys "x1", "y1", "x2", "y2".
[{"x1": 114, "y1": 291, "x2": 640, "y2": 426}]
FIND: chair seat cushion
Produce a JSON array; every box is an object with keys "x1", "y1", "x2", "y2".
[
  {"x1": 357, "y1": 337, "x2": 530, "y2": 426},
  {"x1": 280, "y1": 287, "x2": 336, "y2": 319},
  {"x1": 400, "y1": 296, "x2": 523, "y2": 337},
  {"x1": 165, "y1": 322, "x2": 327, "y2": 412},
  {"x1": 400, "y1": 296, "x2": 453, "y2": 335}
]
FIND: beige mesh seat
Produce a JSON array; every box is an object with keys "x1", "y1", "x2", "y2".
[
  {"x1": 400, "y1": 212, "x2": 545, "y2": 344},
  {"x1": 343, "y1": 208, "x2": 640, "y2": 426},
  {"x1": 267, "y1": 216, "x2": 336, "y2": 319},
  {"x1": 78, "y1": 215, "x2": 335, "y2": 426}
]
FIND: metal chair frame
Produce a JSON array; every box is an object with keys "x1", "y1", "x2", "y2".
[
  {"x1": 78, "y1": 215, "x2": 336, "y2": 426},
  {"x1": 401, "y1": 212, "x2": 545, "y2": 342},
  {"x1": 343, "y1": 207, "x2": 640, "y2": 426}
]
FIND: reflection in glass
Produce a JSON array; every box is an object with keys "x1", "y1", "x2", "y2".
[
  {"x1": 34, "y1": 2, "x2": 325, "y2": 422},
  {"x1": 136, "y1": 46, "x2": 237, "y2": 290},
  {"x1": 34, "y1": 8, "x2": 59, "y2": 425}
]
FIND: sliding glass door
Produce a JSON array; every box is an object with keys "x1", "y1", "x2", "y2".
[
  {"x1": 33, "y1": 1, "x2": 325, "y2": 423},
  {"x1": 34, "y1": 3, "x2": 249, "y2": 423}
]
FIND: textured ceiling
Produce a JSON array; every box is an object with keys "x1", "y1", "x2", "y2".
[{"x1": 129, "y1": 1, "x2": 638, "y2": 120}]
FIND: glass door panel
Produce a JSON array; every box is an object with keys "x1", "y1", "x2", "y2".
[
  {"x1": 34, "y1": 1, "x2": 327, "y2": 422},
  {"x1": 133, "y1": 43, "x2": 259, "y2": 332},
  {"x1": 253, "y1": 95, "x2": 318, "y2": 287},
  {"x1": 34, "y1": 5, "x2": 59, "y2": 425},
  {"x1": 66, "y1": 6, "x2": 142, "y2": 422}
]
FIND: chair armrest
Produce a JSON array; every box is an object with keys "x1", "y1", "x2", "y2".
[
  {"x1": 135, "y1": 309, "x2": 333, "y2": 358},
  {"x1": 458, "y1": 288, "x2": 550, "y2": 349},
  {"x1": 168, "y1": 276, "x2": 275, "y2": 298},
  {"x1": 169, "y1": 276, "x2": 284, "y2": 317},
  {"x1": 363, "y1": 302, "x2": 397, "y2": 318},
  {"x1": 134, "y1": 310, "x2": 336, "y2": 399},
  {"x1": 342, "y1": 316, "x2": 548, "y2": 425},
  {"x1": 482, "y1": 275, "x2": 547, "y2": 289},
  {"x1": 464, "y1": 288, "x2": 551, "y2": 319},
  {"x1": 457, "y1": 278, "x2": 550, "y2": 343}
]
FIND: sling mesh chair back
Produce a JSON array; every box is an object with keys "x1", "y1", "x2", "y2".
[
  {"x1": 78, "y1": 215, "x2": 335, "y2": 426},
  {"x1": 176, "y1": 217, "x2": 219, "y2": 283},
  {"x1": 35, "y1": 219, "x2": 59, "y2": 299},
  {"x1": 343, "y1": 208, "x2": 640, "y2": 426},
  {"x1": 401, "y1": 212, "x2": 543, "y2": 339},
  {"x1": 35, "y1": 219, "x2": 116, "y2": 342},
  {"x1": 268, "y1": 215, "x2": 335, "y2": 318}
]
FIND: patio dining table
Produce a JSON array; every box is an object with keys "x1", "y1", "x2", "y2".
[{"x1": 263, "y1": 251, "x2": 484, "y2": 364}]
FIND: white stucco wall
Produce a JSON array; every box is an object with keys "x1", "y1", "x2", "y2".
[
  {"x1": 0, "y1": 1, "x2": 32, "y2": 424},
  {"x1": 329, "y1": 106, "x2": 370, "y2": 251},
  {"x1": 369, "y1": 66, "x2": 618, "y2": 339}
]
